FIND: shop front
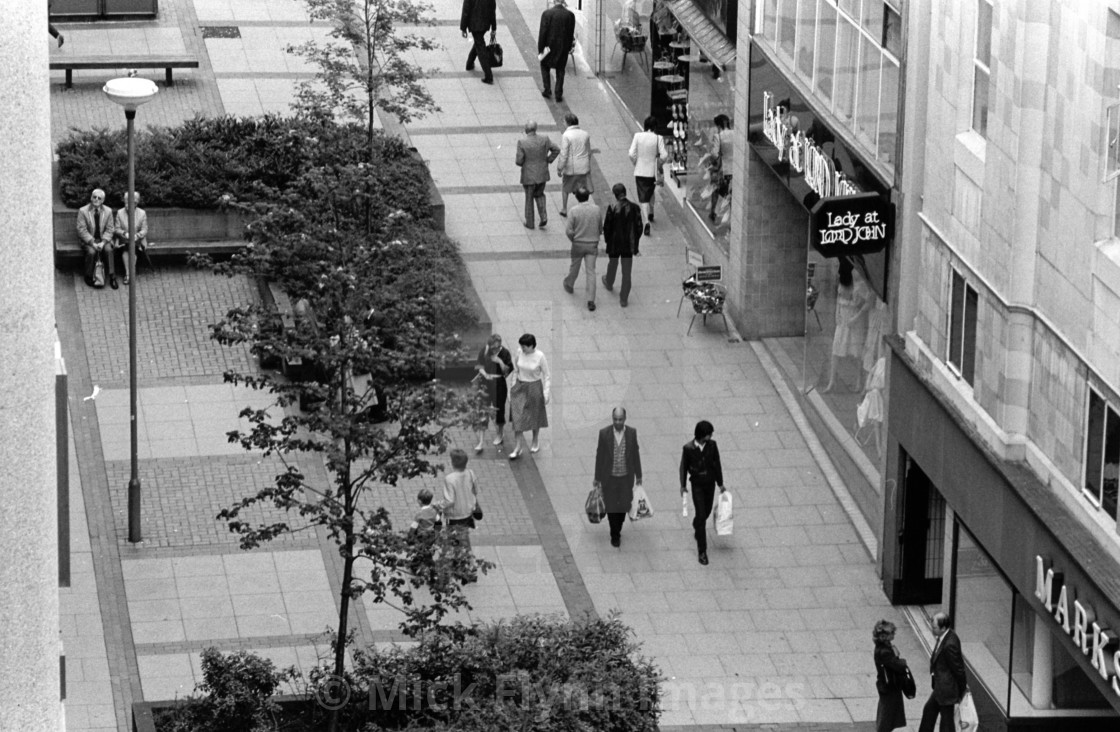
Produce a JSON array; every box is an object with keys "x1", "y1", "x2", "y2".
[
  {"x1": 599, "y1": 0, "x2": 736, "y2": 248},
  {"x1": 885, "y1": 338, "x2": 1120, "y2": 730}
]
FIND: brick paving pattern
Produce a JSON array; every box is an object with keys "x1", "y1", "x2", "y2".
[
  {"x1": 75, "y1": 267, "x2": 256, "y2": 388},
  {"x1": 105, "y1": 455, "x2": 315, "y2": 549}
]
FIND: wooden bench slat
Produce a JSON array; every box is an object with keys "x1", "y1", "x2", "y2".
[{"x1": 50, "y1": 54, "x2": 199, "y2": 88}]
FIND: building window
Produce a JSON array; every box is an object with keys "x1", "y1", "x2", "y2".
[
  {"x1": 1084, "y1": 388, "x2": 1120, "y2": 520},
  {"x1": 971, "y1": 0, "x2": 993, "y2": 136},
  {"x1": 947, "y1": 269, "x2": 978, "y2": 385}
]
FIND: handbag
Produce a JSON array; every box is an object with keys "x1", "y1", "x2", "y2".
[
  {"x1": 585, "y1": 485, "x2": 606, "y2": 524},
  {"x1": 628, "y1": 484, "x2": 653, "y2": 521},
  {"x1": 488, "y1": 42, "x2": 504, "y2": 67},
  {"x1": 93, "y1": 259, "x2": 106, "y2": 287},
  {"x1": 895, "y1": 662, "x2": 917, "y2": 699}
]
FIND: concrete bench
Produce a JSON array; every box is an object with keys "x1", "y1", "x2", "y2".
[{"x1": 50, "y1": 53, "x2": 199, "y2": 89}]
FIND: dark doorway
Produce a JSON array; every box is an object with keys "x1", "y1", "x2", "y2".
[{"x1": 893, "y1": 452, "x2": 945, "y2": 604}]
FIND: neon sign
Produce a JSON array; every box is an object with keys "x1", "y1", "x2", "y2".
[{"x1": 762, "y1": 91, "x2": 860, "y2": 199}]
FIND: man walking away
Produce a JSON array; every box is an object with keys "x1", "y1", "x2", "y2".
[
  {"x1": 515, "y1": 120, "x2": 560, "y2": 229},
  {"x1": 918, "y1": 612, "x2": 968, "y2": 732},
  {"x1": 538, "y1": 0, "x2": 575, "y2": 101},
  {"x1": 562, "y1": 187, "x2": 602, "y2": 311},
  {"x1": 461, "y1": 0, "x2": 497, "y2": 84},
  {"x1": 594, "y1": 407, "x2": 642, "y2": 548},
  {"x1": 602, "y1": 183, "x2": 642, "y2": 307}
]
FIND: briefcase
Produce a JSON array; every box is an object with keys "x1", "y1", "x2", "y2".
[{"x1": 488, "y1": 42, "x2": 504, "y2": 68}]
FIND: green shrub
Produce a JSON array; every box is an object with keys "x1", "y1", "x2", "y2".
[
  {"x1": 154, "y1": 648, "x2": 295, "y2": 732},
  {"x1": 56, "y1": 115, "x2": 432, "y2": 222},
  {"x1": 350, "y1": 613, "x2": 663, "y2": 731}
]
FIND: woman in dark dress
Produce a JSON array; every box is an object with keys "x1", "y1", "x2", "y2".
[
  {"x1": 873, "y1": 619, "x2": 908, "y2": 732},
  {"x1": 473, "y1": 334, "x2": 513, "y2": 452}
]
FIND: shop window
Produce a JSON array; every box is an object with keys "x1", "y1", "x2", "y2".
[
  {"x1": 854, "y1": 34, "x2": 882, "y2": 149},
  {"x1": 877, "y1": 58, "x2": 899, "y2": 163},
  {"x1": 795, "y1": 0, "x2": 817, "y2": 80},
  {"x1": 778, "y1": 0, "x2": 797, "y2": 59},
  {"x1": 834, "y1": 15, "x2": 859, "y2": 122},
  {"x1": 760, "y1": 0, "x2": 778, "y2": 39},
  {"x1": 947, "y1": 269, "x2": 978, "y2": 386},
  {"x1": 954, "y1": 521, "x2": 1012, "y2": 713},
  {"x1": 814, "y1": 0, "x2": 837, "y2": 102},
  {"x1": 881, "y1": 1, "x2": 902, "y2": 57},
  {"x1": 1084, "y1": 388, "x2": 1120, "y2": 520},
  {"x1": 972, "y1": 0, "x2": 993, "y2": 137}
]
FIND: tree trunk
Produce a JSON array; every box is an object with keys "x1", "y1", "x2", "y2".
[{"x1": 328, "y1": 540, "x2": 354, "y2": 732}]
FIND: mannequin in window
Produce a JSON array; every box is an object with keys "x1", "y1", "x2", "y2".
[{"x1": 824, "y1": 258, "x2": 872, "y2": 393}]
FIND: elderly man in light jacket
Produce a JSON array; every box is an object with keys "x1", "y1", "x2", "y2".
[
  {"x1": 76, "y1": 188, "x2": 117, "y2": 289},
  {"x1": 555, "y1": 112, "x2": 593, "y2": 217}
]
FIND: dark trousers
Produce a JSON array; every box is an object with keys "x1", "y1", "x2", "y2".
[
  {"x1": 467, "y1": 30, "x2": 493, "y2": 79},
  {"x1": 603, "y1": 255, "x2": 633, "y2": 303},
  {"x1": 82, "y1": 244, "x2": 115, "y2": 281},
  {"x1": 541, "y1": 58, "x2": 568, "y2": 97},
  {"x1": 917, "y1": 694, "x2": 955, "y2": 732},
  {"x1": 523, "y1": 182, "x2": 547, "y2": 227},
  {"x1": 607, "y1": 512, "x2": 625, "y2": 540},
  {"x1": 690, "y1": 481, "x2": 716, "y2": 553}
]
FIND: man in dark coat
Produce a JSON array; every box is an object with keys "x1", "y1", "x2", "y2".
[
  {"x1": 918, "y1": 612, "x2": 968, "y2": 732},
  {"x1": 515, "y1": 119, "x2": 560, "y2": 229},
  {"x1": 594, "y1": 407, "x2": 642, "y2": 548},
  {"x1": 601, "y1": 183, "x2": 642, "y2": 307},
  {"x1": 537, "y1": 0, "x2": 576, "y2": 101},
  {"x1": 461, "y1": 0, "x2": 497, "y2": 84}
]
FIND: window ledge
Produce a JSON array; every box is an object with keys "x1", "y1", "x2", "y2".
[
  {"x1": 1093, "y1": 237, "x2": 1120, "y2": 296},
  {"x1": 954, "y1": 130, "x2": 986, "y2": 185}
]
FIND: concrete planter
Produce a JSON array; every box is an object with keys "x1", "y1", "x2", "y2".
[{"x1": 132, "y1": 694, "x2": 320, "y2": 732}]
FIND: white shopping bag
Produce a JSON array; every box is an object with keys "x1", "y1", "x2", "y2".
[
  {"x1": 713, "y1": 490, "x2": 733, "y2": 535},
  {"x1": 628, "y1": 484, "x2": 654, "y2": 521},
  {"x1": 955, "y1": 691, "x2": 979, "y2": 731}
]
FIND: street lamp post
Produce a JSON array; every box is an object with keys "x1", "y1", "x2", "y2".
[{"x1": 103, "y1": 76, "x2": 158, "y2": 544}]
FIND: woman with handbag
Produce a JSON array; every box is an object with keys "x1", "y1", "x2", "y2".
[
  {"x1": 872, "y1": 619, "x2": 909, "y2": 732},
  {"x1": 629, "y1": 115, "x2": 668, "y2": 236},
  {"x1": 438, "y1": 449, "x2": 482, "y2": 559},
  {"x1": 507, "y1": 333, "x2": 551, "y2": 459}
]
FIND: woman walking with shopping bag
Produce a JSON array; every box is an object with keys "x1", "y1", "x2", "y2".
[{"x1": 680, "y1": 420, "x2": 724, "y2": 565}]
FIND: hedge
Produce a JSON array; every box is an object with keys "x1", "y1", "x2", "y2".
[{"x1": 56, "y1": 115, "x2": 432, "y2": 222}]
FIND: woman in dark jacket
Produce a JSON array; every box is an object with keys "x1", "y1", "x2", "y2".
[
  {"x1": 873, "y1": 619, "x2": 908, "y2": 732},
  {"x1": 679, "y1": 420, "x2": 724, "y2": 566}
]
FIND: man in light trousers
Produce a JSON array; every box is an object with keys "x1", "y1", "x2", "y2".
[{"x1": 562, "y1": 187, "x2": 602, "y2": 311}]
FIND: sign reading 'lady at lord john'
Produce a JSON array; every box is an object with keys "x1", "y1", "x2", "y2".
[{"x1": 809, "y1": 193, "x2": 895, "y2": 258}]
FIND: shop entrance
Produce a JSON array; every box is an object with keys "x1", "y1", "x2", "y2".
[{"x1": 894, "y1": 453, "x2": 945, "y2": 605}]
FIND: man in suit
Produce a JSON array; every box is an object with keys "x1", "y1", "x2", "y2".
[
  {"x1": 76, "y1": 188, "x2": 117, "y2": 289},
  {"x1": 918, "y1": 612, "x2": 969, "y2": 732},
  {"x1": 556, "y1": 112, "x2": 593, "y2": 216},
  {"x1": 594, "y1": 407, "x2": 642, "y2": 548},
  {"x1": 515, "y1": 120, "x2": 560, "y2": 229},
  {"x1": 562, "y1": 187, "x2": 602, "y2": 311},
  {"x1": 537, "y1": 0, "x2": 575, "y2": 102},
  {"x1": 114, "y1": 191, "x2": 148, "y2": 285},
  {"x1": 601, "y1": 183, "x2": 642, "y2": 307},
  {"x1": 461, "y1": 0, "x2": 497, "y2": 84}
]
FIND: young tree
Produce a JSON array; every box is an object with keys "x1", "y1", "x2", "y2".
[
  {"x1": 289, "y1": 0, "x2": 441, "y2": 151},
  {"x1": 206, "y1": 159, "x2": 486, "y2": 732}
]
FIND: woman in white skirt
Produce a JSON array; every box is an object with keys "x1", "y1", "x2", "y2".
[{"x1": 507, "y1": 333, "x2": 551, "y2": 459}]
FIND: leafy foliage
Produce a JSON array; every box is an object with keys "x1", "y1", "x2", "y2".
[
  {"x1": 154, "y1": 649, "x2": 295, "y2": 732},
  {"x1": 349, "y1": 613, "x2": 663, "y2": 731},
  {"x1": 288, "y1": 0, "x2": 440, "y2": 129},
  {"x1": 55, "y1": 116, "x2": 432, "y2": 214}
]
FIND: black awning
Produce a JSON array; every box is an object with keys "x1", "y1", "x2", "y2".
[{"x1": 666, "y1": 0, "x2": 736, "y2": 70}]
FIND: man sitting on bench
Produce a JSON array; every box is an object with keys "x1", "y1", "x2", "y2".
[
  {"x1": 76, "y1": 188, "x2": 117, "y2": 289},
  {"x1": 114, "y1": 191, "x2": 148, "y2": 285}
]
